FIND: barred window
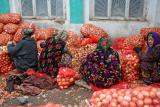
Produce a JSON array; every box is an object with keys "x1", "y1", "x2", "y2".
[
  {"x1": 20, "y1": 0, "x2": 64, "y2": 19},
  {"x1": 90, "y1": 0, "x2": 146, "y2": 20}
]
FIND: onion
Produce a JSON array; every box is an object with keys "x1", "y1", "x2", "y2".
[
  {"x1": 133, "y1": 90, "x2": 139, "y2": 96},
  {"x1": 60, "y1": 86, "x2": 63, "y2": 89},
  {"x1": 112, "y1": 93, "x2": 118, "y2": 98},
  {"x1": 110, "y1": 101, "x2": 117, "y2": 107},
  {"x1": 102, "y1": 99, "x2": 109, "y2": 105},
  {"x1": 121, "y1": 100, "x2": 129, "y2": 107},
  {"x1": 95, "y1": 98, "x2": 100, "y2": 103},
  {"x1": 64, "y1": 86, "x2": 68, "y2": 89},
  {"x1": 144, "y1": 97, "x2": 152, "y2": 105},
  {"x1": 96, "y1": 102, "x2": 102, "y2": 107},
  {"x1": 142, "y1": 91, "x2": 150, "y2": 97},
  {"x1": 149, "y1": 91, "x2": 156, "y2": 99},
  {"x1": 129, "y1": 101, "x2": 136, "y2": 107},
  {"x1": 151, "y1": 88, "x2": 157, "y2": 93},
  {"x1": 118, "y1": 96, "x2": 124, "y2": 102},
  {"x1": 137, "y1": 100, "x2": 144, "y2": 107},
  {"x1": 156, "y1": 92, "x2": 160, "y2": 98},
  {"x1": 99, "y1": 94, "x2": 106, "y2": 101},
  {"x1": 124, "y1": 96, "x2": 131, "y2": 102},
  {"x1": 143, "y1": 105, "x2": 150, "y2": 107},
  {"x1": 137, "y1": 93, "x2": 144, "y2": 100},
  {"x1": 69, "y1": 78, "x2": 74, "y2": 82},
  {"x1": 105, "y1": 95, "x2": 112, "y2": 101},
  {"x1": 62, "y1": 78, "x2": 65, "y2": 82}
]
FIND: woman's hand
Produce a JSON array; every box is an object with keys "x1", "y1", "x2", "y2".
[{"x1": 7, "y1": 41, "x2": 13, "y2": 45}]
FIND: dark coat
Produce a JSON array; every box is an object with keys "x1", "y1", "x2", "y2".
[{"x1": 7, "y1": 37, "x2": 38, "y2": 72}]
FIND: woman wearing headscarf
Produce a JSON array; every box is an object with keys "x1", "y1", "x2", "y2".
[
  {"x1": 39, "y1": 31, "x2": 72, "y2": 78},
  {"x1": 134, "y1": 32, "x2": 160, "y2": 84},
  {"x1": 79, "y1": 37, "x2": 122, "y2": 88},
  {"x1": 7, "y1": 28, "x2": 38, "y2": 73}
]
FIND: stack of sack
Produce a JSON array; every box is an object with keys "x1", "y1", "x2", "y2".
[
  {"x1": 0, "y1": 13, "x2": 22, "y2": 74},
  {"x1": 0, "y1": 13, "x2": 59, "y2": 74},
  {"x1": 0, "y1": 13, "x2": 21, "y2": 46}
]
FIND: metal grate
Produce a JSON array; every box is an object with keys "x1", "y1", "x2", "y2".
[
  {"x1": 21, "y1": 0, "x2": 33, "y2": 16},
  {"x1": 111, "y1": 0, "x2": 126, "y2": 17},
  {"x1": 94, "y1": 0, "x2": 108, "y2": 17},
  {"x1": 51, "y1": 0, "x2": 63, "y2": 17},
  {"x1": 129, "y1": 0, "x2": 144, "y2": 18}
]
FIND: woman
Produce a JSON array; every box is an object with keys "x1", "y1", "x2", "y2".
[
  {"x1": 134, "y1": 32, "x2": 160, "y2": 84},
  {"x1": 7, "y1": 28, "x2": 38, "y2": 73},
  {"x1": 39, "y1": 31, "x2": 71, "y2": 78},
  {"x1": 79, "y1": 37, "x2": 122, "y2": 88}
]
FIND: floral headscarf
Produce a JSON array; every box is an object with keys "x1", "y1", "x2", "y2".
[{"x1": 97, "y1": 37, "x2": 111, "y2": 51}]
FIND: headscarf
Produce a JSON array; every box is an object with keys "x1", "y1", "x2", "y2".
[
  {"x1": 22, "y1": 28, "x2": 34, "y2": 39},
  {"x1": 147, "y1": 32, "x2": 160, "y2": 54},
  {"x1": 97, "y1": 37, "x2": 111, "y2": 51}
]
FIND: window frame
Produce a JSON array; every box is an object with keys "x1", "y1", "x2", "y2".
[
  {"x1": 19, "y1": 0, "x2": 65, "y2": 20},
  {"x1": 89, "y1": 0, "x2": 147, "y2": 21}
]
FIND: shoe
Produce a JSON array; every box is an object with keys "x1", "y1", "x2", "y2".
[{"x1": 143, "y1": 78, "x2": 153, "y2": 85}]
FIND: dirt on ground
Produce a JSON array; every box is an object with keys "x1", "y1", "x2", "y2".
[{"x1": 2, "y1": 85, "x2": 94, "y2": 107}]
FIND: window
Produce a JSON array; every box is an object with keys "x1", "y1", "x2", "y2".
[
  {"x1": 90, "y1": 0, "x2": 146, "y2": 20},
  {"x1": 20, "y1": 0, "x2": 64, "y2": 19}
]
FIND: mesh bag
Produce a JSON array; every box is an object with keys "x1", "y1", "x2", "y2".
[
  {"x1": 80, "y1": 23, "x2": 108, "y2": 38},
  {"x1": 34, "y1": 28, "x2": 58, "y2": 41},
  {"x1": 123, "y1": 34, "x2": 144, "y2": 49},
  {"x1": 0, "y1": 23, "x2": 4, "y2": 33},
  {"x1": 0, "y1": 32, "x2": 13, "y2": 46},
  {"x1": 119, "y1": 48, "x2": 140, "y2": 82},
  {"x1": 0, "y1": 13, "x2": 21, "y2": 24},
  {"x1": 66, "y1": 31, "x2": 82, "y2": 48},
  {"x1": 3, "y1": 23, "x2": 19, "y2": 34}
]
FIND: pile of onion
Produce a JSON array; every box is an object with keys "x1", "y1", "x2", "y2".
[
  {"x1": 90, "y1": 86, "x2": 160, "y2": 107},
  {"x1": 123, "y1": 34, "x2": 144, "y2": 49},
  {"x1": 80, "y1": 23, "x2": 108, "y2": 38},
  {"x1": 0, "y1": 47, "x2": 15, "y2": 74},
  {"x1": 56, "y1": 67, "x2": 76, "y2": 89},
  {"x1": 119, "y1": 48, "x2": 140, "y2": 82}
]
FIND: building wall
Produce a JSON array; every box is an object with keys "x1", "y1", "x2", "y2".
[
  {"x1": 6, "y1": 0, "x2": 160, "y2": 37},
  {"x1": 83, "y1": 0, "x2": 159, "y2": 38},
  {"x1": 155, "y1": 0, "x2": 160, "y2": 27},
  {"x1": 0, "y1": 0, "x2": 10, "y2": 13}
]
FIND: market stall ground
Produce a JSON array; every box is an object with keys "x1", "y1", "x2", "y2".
[{"x1": 1, "y1": 75, "x2": 93, "y2": 107}]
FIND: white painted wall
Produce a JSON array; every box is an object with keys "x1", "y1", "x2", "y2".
[
  {"x1": 83, "y1": 0, "x2": 159, "y2": 38},
  {"x1": 10, "y1": 0, "x2": 160, "y2": 38}
]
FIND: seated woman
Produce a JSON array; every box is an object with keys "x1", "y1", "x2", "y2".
[
  {"x1": 39, "y1": 31, "x2": 72, "y2": 78},
  {"x1": 134, "y1": 32, "x2": 160, "y2": 84},
  {"x1": 7, "y1": 28, "x2": 38, "y2": 73},
  {"x1": 79, "y1": 37, "x2": 122, "y2": 88}
]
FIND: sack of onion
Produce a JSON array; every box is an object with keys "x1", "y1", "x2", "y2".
[
  {"x1": 56, "y1": 67, "x2": 76, "y2": 89},
  {"x1": 119, "y1": 47, "x2": 140, "y2": 82}
]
